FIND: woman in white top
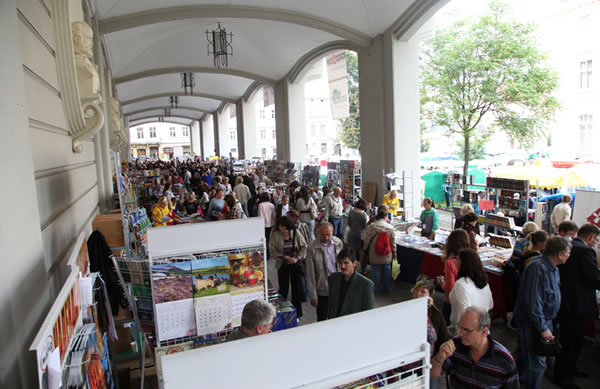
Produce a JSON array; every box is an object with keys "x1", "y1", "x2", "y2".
[{"x1": 449, "y1": 249, "x2": 493, "y2": 335}]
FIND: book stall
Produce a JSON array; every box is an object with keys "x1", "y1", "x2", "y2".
[
  {"x1": 301, "y1": 165, "x2": 321, "y2": 188},
  {"x1": 264, "y1": 160, "x2": 301, "y2": 183},
  {"x1": 160, "y1": 298, "x2": 430, "y2": 389},
  {"x1": 326, "y1": 161, "x2": 341, "y2": 188},
  {"x1": 485, "y1": 176, "x2": 530, "y2": 226},
  {"x1": 31, "y1": 233, "x2": 118, "y2": 389},
  {"x1": 340, "y1": 160, "x2": 361, "y2": 203}
]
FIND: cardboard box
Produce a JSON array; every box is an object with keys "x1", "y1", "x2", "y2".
[{"x1": 92, "y1": 214, "x2": 124, "y2": 248}]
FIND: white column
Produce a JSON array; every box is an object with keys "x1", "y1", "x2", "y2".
[
  {"x1": 358, "y1": 32, "x2": 420, "y2": 210},
  {"x1": 190, "y1": 120, "x2": 201, "y2": 156},
  {"x1": 0, "y1": 1, "x2": 50, "y2": 387},
  {"x1": 203, "y1": 115, "x2": 215, "y2": 158},
  {"x1": 217, "y1": 107, "x2": 230, "y2": 157},
  {"x1": 95, "y1": 37, "x2": 114, "y2": 211},
  {"x1": 274, "y1": 79, "x2": 305, "y2": 163},
  {"x1": 243, "y1": 89, "x2": 260, "y2": 159},
  {"x1": 235, "y1": 100, "x2": 245, "y2": 159}
]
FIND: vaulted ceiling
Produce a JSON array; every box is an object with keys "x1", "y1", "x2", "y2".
[{"x1": 91, "y1": 0, "x2": 446, "y2": 126}]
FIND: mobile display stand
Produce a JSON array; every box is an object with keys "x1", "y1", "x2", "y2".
[
  {"x1": 384, "y1": 170, "x2": 417, "y2": 221},
  {"x1": 147, "y1": 218, "x2": 267, "y2": 385},
  {"x1": 162, "y1": 298, "x2": 430, "y2": 389}
]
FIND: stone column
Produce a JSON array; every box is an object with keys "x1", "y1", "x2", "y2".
[
  {"x1": 203, "y1": 115, "x2": 215, "y2": 158},
  {"x1": 274, "y1": 79, "x2": 306, "y2": 163},
  {"x1": 217, "y1": 107, "x2": 230, "y2": 157},
  {"x1": 0, "y1": 1, "x2": 50, "y2": 386},
  {"x1": 190, "y1": 120, "x2": 201, "y2": 156},
  {"x1": 242, "y1": 88, "x2": 260, "y2": 159},
  {"x1": 358, "y1": 32, "x2": 420, "y2": 214},
  {"x1": 235, "y1": 100, "x2": 245, "y2": 159},
  {"x1": 212, "y1": 113, "x2": 220, "y2": 157}
]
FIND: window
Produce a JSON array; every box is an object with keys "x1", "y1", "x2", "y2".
[
  {"x1": 169, "y1": 127, "x2": 176, "y2": 137},
  {"x1": 581, "y1": 15, "x2": 592, "y2": 33},
  {"x1": 580, "y1": 60, "x2": 592, "y2": 89},
  {"x1": 230, "y1": 130, "x2": 237, "y2": 141},
  {"x1": 261, "y1": 148, "x2": 267, "y2": 157},
  {"x1": 271, "y1": 109, "x2": 275, "y2": 119},
  {"x1": 149, "y1": 127, "x2": 156, "y2": 137},
  {"x1": 137, "y1": 127, "x2": 144, "y2": 139},
  {"x1": 310, "y1": 124, "x2": 317, "y2": 136},
  {"x1": 137, "y1": 148, "x2": 146, "y2": 156},
  {"x1": 150, "y1": 147, "x2": 158, "y2": 158},
  {"x1": 259, "y1": 109, "x2": 265, "y2": 119},
  {"x1": 272, "y1": 128, "x2": 276, "y2": 139},
  {"x1": 182, "y1": 126, "x2": 189, "y2": 137},
  {"x1": 260, "y1": 128, "x2": 266, "y2": 140},
  {"x1": 579, "y1": 114, "x2": 593, "y2": 148},
  {"x1": 320, "y1": 124, "x2": 326, "y2": 137},
  {"x1": 321, "y1": 143, "x2": 327, "y2": 153}
]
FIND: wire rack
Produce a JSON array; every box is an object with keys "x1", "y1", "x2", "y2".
[{"x1": 151, "y1": 245, "x2": 267, "y2": 348}]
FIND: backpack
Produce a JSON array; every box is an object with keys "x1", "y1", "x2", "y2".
[{"x1": 374, "y1": 232, "x2": 391, "y2": 256}]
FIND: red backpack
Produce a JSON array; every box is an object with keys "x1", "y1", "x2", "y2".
[{"x1": 374, "y1": 232, "x2": 391, "y2": 256}]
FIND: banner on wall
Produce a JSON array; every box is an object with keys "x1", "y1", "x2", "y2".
[{"x1": 326, "y1": 51, "x2": 350, "y2": 120}]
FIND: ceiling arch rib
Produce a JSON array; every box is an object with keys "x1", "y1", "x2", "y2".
[
  {"x1": 129, "y1": 118, "x2": 193, "y2": 127},
  {"x1": 98, "y1": 5, "x2": 373, "y2": 47},
  {"x1": 121, "y1": 92, "x2": 235, "y2": 108},
  {"x1": 128, "y1": 108, "x2": 203, "y2": 121},
  {"x1": 125, "y1": 106, "x2": 210, "y2": 117},
  {"x1": 129, "y1": 114, "x2": 200, "y2": 123},
  {"x1": 113, "y1": 67, "x2": 277, "y2": 86},
  {"x1": 287, "y1": 40, "x2": 361, "y2": 84}
]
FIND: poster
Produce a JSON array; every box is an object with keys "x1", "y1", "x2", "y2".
[
  {"x1": 194, "y1": 294, "x2": 232, "y2": 336},
  {"x1": 191, "y1": 256, "x2": 230, "y2": 297},
  {"x1": 228, "y1": 251, "x2": 264, "y2": 291},
  {"x1": 573, "y1": 189, "x2": 600, "y2": 256},
  {"x1": 231, "y1": 287, "x2": 265, "y2": 327},
  {"x1": 326, "y1": 50, "x2": 350, "y2": 120},
  {"x1": 155, "y1": 299, "x2": 196, "y2": 342}
]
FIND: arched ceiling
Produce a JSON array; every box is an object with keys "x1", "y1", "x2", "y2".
[{"x1": 91, "y1": 0, "x2": 447, "y2": 125}]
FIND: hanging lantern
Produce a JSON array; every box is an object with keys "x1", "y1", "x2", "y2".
[
  {"x1": 164, "y1": 108, "x2": 171, "y2": 117},
  {"x1": 158, "y1": 116, "x2": 164, "y2": 123},
  {"x1": 181, "y1": 72, "x2": 195, "y2": 95},
  {"x1": 169, "y1": 96, "x2": 179, "y2": 109},
  {"x1": 206, "y1": 22, "x2": 233, "y2": 68}
]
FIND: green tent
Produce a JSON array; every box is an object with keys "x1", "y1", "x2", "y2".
[
  {"x1": 422, "y1": 171, "x2": 448, "y2": 205},
  {"x1": 422, "y1": 168, "x2": 486, "y2": 205}
]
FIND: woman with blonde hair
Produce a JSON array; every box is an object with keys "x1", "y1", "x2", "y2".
[
  {"x1": 513, "y1": 221, "x2": 539, "y2": 255},
  {"x1": 152, "y1": 196, "x2": 173, "y2": 227},
  {"x1": 453, "y1": 203, "x2": 475, "y2": 229},
  {"x1": 383, "y1": 189, "x2": 400, "y2": 216}
]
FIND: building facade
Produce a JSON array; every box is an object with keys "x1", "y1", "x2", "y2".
[{"x1": 129, "y1": 123, "x2": 192, "y2": 160}]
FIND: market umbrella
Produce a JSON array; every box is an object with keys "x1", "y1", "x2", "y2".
[
  {"x1": 564, "y1": 163, "x2": 600, "y2": 189},
  {"x1": 492, "y1": 165, "x2": 565, "y2": 189}
]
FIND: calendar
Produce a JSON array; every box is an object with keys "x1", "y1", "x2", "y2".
[
  {"x1": 231, "y1": 287, "x2": 265, "y2": 327},
  {"x1": 155, "y1": 299, "x2": 196, "y2": 342},
  {"x1": 194, "y1": 294, "x2": 233, "y2": 336}
]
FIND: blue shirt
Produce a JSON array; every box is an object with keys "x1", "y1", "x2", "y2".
[
  {"x1": 514, "y1": 255, "x2": 561, "y2": 332},
  {"x1": 202, "y1": 174, "x2": 213, "y2": 186}
]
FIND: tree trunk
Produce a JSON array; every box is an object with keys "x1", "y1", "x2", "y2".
[{"x1": 463, "y1": 132, "x2": 470, "y2": 180}]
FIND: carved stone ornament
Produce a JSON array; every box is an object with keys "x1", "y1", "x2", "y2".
[
  {"x1": 109, "y1": 97, "x2": 125, "y2": 150},
  {"x1": 52, "y1": 0, "x2": 104, "y2": 153}
]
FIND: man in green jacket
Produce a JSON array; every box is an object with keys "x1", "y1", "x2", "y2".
[{"x1": 328, "y1": 249, "x2": 374, "y2": 319}]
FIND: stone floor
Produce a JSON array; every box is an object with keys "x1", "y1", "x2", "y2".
[{"x1": 267, "y1": 208, "x2": 600, "y2": 388}]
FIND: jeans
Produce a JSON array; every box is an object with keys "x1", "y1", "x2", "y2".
[
  {"x1": 517, "y1": 325, "x2": 547, "y2": 389},
  {"x1": 445, "y1": 192, "x2": 451, "y2": 208},
  {"x1": 329, "y1": 216, "x2": 343, "y2": 240},
  {"x1": 241, "y1": 203, "x2": 249, "y2": 217},
  {"x1": 277, "y1": 262, "x2": 304, "y2": 317},
  {"x1": 371, "y1": 264, "x2": 392, "y2": 293},
  {"x1": 305, "y1": 218, "x2": 316, "y2": 241}
]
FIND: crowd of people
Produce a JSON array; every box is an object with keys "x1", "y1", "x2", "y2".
[{"x1": 130, "y1": 159, "x2": 600, "y2": 389}]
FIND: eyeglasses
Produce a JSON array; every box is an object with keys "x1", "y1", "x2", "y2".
[{"x1": 457, "y1": 324, "x2": 480, "y2": 334}]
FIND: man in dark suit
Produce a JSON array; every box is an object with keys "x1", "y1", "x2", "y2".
[
  {"x1": 327, "y1": 249, "x2": 374, "y2": 319},
  {"x1": 555, "y1": 223, "x2": 600, "y2": 389}
]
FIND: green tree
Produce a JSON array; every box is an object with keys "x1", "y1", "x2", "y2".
[
  {"x1": 454, "y1": 135, "x2": 487, "y2": 160},
  {"x1": 420, "y1": 122, "x2": 430, "y2": 153},
  {"x1": 420, "y1": 0, "x2": 559, "y2": 178},
  {"x1": 339, "y1": 51, "x2": 360, "y2": 150}
]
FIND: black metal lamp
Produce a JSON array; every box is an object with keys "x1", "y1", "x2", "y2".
[
  {"x1": 164, "y1": 109, "x2": 171, "y2": 117},
  {"x1": 206, "y1": 22, "x2": 233, "y2": 68},
  {"x1": 169, "y1": 96, "x2": 179, "y2": 109},
  {"x1": 181, "y1": 72, "x2": 195, "y2": 95}
]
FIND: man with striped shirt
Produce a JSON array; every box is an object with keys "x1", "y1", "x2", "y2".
[{"x1": 431, "y1": 306, "x2": 519, "y2": 388}]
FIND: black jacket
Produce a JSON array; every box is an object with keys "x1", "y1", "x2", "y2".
[
  {"x1": 88, "y1": 230, "x2": 126, "y2": 315},
  {"x1": 558, "y1": 238, "x2": 600, "y2": 318}
]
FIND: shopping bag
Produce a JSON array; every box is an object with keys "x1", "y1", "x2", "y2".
[{"x1": 391, "y1": 259, "x2": 401, "y2": 280}]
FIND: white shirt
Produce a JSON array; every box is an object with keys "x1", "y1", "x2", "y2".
[{"x1": 449, "y1": 277, "x2": 494, "y2": 333}]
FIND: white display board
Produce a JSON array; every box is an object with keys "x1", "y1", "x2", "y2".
[
  {"x1": 147, "y1": 217, "x2": 266, "y2": 258},
  {"x1": 573, "y1": 189, "x2": 600, "y2": 255},
  {"x1": 162, "y1": 298, "x2": 428, "y2": 389}
]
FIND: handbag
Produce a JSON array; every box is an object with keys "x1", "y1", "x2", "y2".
[{"x1": 534, "y1": 331, "x2": 561, "y2": 356}]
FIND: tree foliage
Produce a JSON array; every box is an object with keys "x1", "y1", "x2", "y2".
[
  {"x1": 420, "y1": 122, "x2": 430, "y2": 153},
  {"x1": 420, "y1": 0, "x2": 559, "y2": 177},
  {"x1": 339, "y1": 51, "x2": 360, "y2": 150}
]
